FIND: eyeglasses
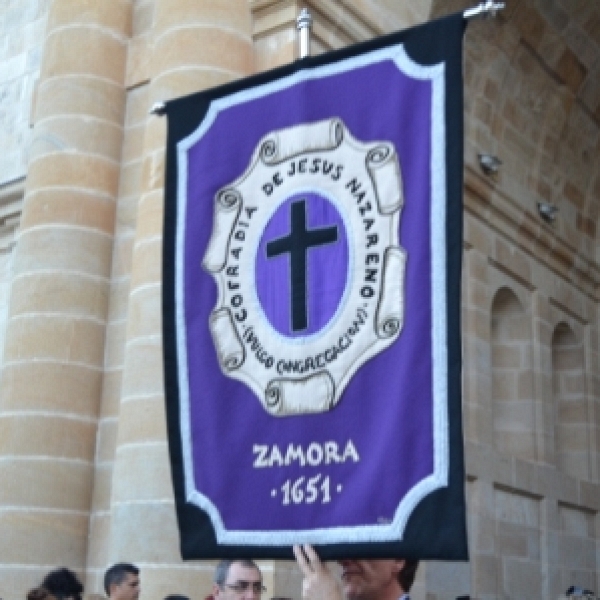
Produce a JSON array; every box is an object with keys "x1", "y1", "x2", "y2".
[{"x1": 223, "y1": 581, "x2": 266, "y2": 595}]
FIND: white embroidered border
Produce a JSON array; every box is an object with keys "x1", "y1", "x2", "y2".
[{"x1": 175, "y1": 43, "x2": 448, "y2": 545}]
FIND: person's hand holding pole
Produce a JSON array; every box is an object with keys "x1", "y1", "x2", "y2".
[{"x1": 293, "y1": 545, "x2": 343, "y2": 600}]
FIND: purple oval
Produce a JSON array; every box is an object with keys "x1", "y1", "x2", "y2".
[{"x1": 256, "y1": 192, "x2": 348, "y2": 338}]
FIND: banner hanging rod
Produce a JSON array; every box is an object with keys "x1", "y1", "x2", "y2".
[
  {"x1": 463, "y1": 1, "x2": 505, "y2": 19},
  {"x1": 152, "y1": 3, "x2": 505, "y2": 115},
  {"x1": 293, "y1": 2, "x2": 505, "y2": 59}
]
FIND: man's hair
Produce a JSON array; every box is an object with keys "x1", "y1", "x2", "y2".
[
  {"x1": 213, "y1": 560, "x2": 261, "y2": 586},
  {"x1": 41, "y1": 568, "x2": 83, "y2": 600},
  {"x1": 397, "y1": 560, "x2": 419, "y2": 593},
  {"x1": 104, "y1": 563, "x2": 139, "y2": 596}
]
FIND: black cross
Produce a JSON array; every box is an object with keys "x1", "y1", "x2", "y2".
[{"x1": 266, "y1": 199, "x2": 338, "y2": 332}]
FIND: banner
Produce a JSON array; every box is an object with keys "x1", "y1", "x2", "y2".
[{"x1": 162, "y1": 12, "x2": 467, "y2": 560}]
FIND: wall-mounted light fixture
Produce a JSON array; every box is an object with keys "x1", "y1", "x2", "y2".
[
  {"x1": 478, "y1": 153, "x2": 502, "y2": 175},
  {"x1": 565, "y1": 585, "x2": 595, "y2": 598},
  {"x1": 537, "y1": 202, "x2": 559, "y2": 223}
]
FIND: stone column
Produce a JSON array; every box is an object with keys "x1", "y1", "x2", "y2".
[
  {"x1": 0, "y1": 0, "x2": 130, "y2": 597},
  {"x1": 107, "y1": 1, "x2": 253, "y2": 596}
]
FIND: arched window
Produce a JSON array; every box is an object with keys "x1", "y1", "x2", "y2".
[
  {"x1": 491, "y1": 287, "x2": 535, "y2": 459},
  {"x1": 552, "y1": 322, "x2": 588, "y2": 480}
]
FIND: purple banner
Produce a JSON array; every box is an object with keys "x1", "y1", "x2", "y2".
[{"x1": 163, "y1": 13, "x2": 467, "y2": 560}]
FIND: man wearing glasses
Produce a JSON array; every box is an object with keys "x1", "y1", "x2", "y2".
[{"x1": 213, "y1": 560, "x2": 266, "y2": 600}]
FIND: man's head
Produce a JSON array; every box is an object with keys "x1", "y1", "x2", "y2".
[
  {"x1": 104, "y1": 563, "x2": 140, "y2": 600},
  {"x1": 338, "y1": 559, "x2": 419, "y2": 600},
  {"x1": 212, "y1": 560, "x2": 264, "y2": 600},
  {"x1": 41, "y1": 568, "x2": 83, "y2": 600}
]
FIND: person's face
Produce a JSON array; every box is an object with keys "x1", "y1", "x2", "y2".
[
  {"x1": 337, "y1": 559, "x2": 405, "y2": 600},
  {"x1": 213, "y1": 563, "x2": 263, "y2": 600},
  {"x1": 111, "y1": 573, "x2": 140, "y2": 600}
]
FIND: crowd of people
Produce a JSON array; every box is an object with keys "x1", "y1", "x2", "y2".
[
  {"x1": 26, "y1": 563, "x2": 141, "y2": 600},
  {"x1": 25, "y1": 545, "x2": 418, "y2": 600}
]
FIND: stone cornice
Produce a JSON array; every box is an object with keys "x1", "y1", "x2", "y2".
[{"x1": 465, "y1": 440, "x2": 600, "y2": 512}]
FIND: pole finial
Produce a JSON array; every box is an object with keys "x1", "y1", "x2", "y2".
[{"x1": 296, "y1": 8, "x2": 312, "y2": 59}]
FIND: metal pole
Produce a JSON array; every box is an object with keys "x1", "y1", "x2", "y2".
[
  {"x1": 297, "y1": 8, "x2": 313, "y2": 58},
  {"x1": 463, "y1": 0, "x2": 505, "y2": 19}
]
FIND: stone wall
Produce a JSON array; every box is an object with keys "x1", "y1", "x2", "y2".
[{"x1": 455, "y1": 1, "x2": 600, "y2": 596}]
